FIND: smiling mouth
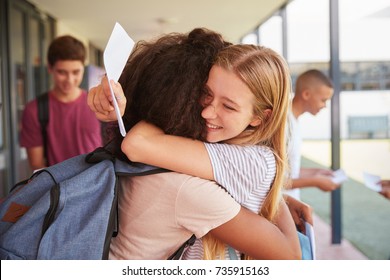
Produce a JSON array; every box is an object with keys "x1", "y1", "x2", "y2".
[{"x1": 206, "y1": 122, "x2": 222, "y2": 129}]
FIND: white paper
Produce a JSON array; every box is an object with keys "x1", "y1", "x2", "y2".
[
  {"x1": 363, "y1": 172, "x2": 382, "y2": 192},
  {"x1": 331, "y1": 169, "x2": 348, "y2": 184},
  {"x1": 103, "y1": 22, "x2": 135, "y2": 137},
  {"x1": 305, "y1": 222, "x2": 316, "y2": 260}
]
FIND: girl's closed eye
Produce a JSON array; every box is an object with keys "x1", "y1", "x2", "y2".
[{"x1": 223, "y1": 103, "x2": 237, "y2": 111}]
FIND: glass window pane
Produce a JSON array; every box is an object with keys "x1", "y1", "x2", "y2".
[
  {"x1": 10, "y1": 9, "x2": 26, "y2": 113},
  {"x1": 338, "y1": 0, "x2": 390, "y2": 260},
  {"x1": 30, "y1": 17, "x2": 42, "y2": 98},
  {"x1": 287, "y1": 0, "x2": 330, "y2": 63},
  {"x1": 10, "y1": 6, "x2": 31, "y2": 183},
  {"x1": 10, "y1": 10, "x2": 25, "y2": 135},
  {"x1": 340, "y1": 0, "x2": 390, "y2": 61},
  {"x1": 241, "y1": 33, "x2": 258, "y2": 44},
  {"x1": 286, "y1": 0, "x2": 331, "y2": 141},
  {"x1": 258, "y1": 15, "x2": 283, "y2": 56},
  {"x1": 286, "y1": 0, "x2": 335, "y2": 254},
  {"x1": 339, "y1": 0, "x2": 390, "y2": 182}
]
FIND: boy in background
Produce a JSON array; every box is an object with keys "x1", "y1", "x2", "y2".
[
  {"x1": 21, "y1": 35, "x2": 102, "y2": 171},
  {"x1": 286, "y1": 69, "x2": 340, "y2": 200}
]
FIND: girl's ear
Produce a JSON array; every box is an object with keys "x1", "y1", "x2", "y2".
[
  {"x1": 249, "y1": 117, "x2": 261, "y2": 127},
  {"x1": 250, "y1": 109, "x2": 272, "y2": 127}
]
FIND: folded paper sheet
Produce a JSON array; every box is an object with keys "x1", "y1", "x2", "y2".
[
  {"x1": 363, "y1": 172, "x2": 382, "y2": 192},
  {"x1": 331, "y1": 169, "x2": 348, "y2": 185},
  {"x1": 103, "y1": 22, "x2": 135, "y2": 136}
]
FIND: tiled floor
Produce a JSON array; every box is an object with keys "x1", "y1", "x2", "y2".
[{"x1": 313, "y1": 214, "x2": 368, "y2": 260}]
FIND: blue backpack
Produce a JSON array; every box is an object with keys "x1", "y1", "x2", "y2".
[{"x1": 0, "y1": 147, "x2": 195, "y2": 260}]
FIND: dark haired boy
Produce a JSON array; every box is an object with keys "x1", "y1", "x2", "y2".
[{"x1": 21, "y1": 35, "x2": 102, "y2": 170}]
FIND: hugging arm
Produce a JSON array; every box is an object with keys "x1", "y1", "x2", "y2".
[
  {"x1": 122, "y1": 121, "x2": 214, "y2": 180},
  {"x1": 213, "y1": 200, "x2": 301, "y2": 259}
]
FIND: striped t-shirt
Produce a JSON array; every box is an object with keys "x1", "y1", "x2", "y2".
[{"x1": 182, "y1": 142, "x2": 276, "y2": 260}]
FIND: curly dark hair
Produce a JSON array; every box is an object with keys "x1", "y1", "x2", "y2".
[{"x1": 109, "y1": 28, "x2": 230, "y2": 160}]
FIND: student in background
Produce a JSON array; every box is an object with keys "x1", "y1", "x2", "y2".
[
  {"x1": 20, "y1": 35, "x2": 102, "y2": 171},
  {"x1": 285, "y1": 69, "x2": 341, "y2": 200}
]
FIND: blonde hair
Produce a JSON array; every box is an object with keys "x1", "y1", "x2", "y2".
[{"x1": 202, "y1": 44, "x2": 292, "y2": 260}]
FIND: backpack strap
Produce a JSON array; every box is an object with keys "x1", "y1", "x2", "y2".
[
  {"x1": 37, "y1": 92, "x2": 49, "y2": 162},
  {"x1": 41, "y1": 181, "x2": 60, "y2": 238},
  {"x1": 167, "y1": 234, "x2": 196, "y2": 260},
  {"x1": 85, "y1": 146, "x2": 116, "y2": 163}
]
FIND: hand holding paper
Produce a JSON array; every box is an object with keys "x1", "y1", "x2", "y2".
[
  {"x1": 363, "y1": 172, "x2": 382, "y2": 192},
  {"x1": 103, "y1": 22, "x2": 135, "y2": 136},
  {"x1": 331, "y1": 169, "x2": 348, "y2": 185}
]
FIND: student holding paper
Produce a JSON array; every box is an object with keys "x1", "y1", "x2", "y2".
[
  {"x1": 285, "y1": 69, "x2": 341, "y2": 200},
  {"x1": 89, "y1": 28, "x2": 311, "y2": 259}
]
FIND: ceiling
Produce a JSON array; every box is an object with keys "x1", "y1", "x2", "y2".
[{"x1": 29, "y1": 0, "x2": 289, "y2": 49}]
